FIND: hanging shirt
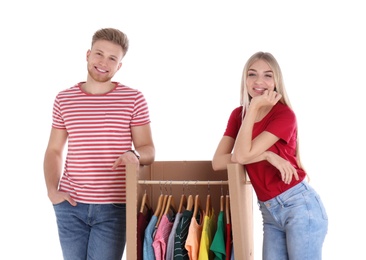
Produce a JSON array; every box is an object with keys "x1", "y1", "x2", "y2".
[
  {"x1": 153, "y1": 214, "x2": 175, "y2": 260},
  {"x1": 230, "y1": 244, "x2": 234, "y2": 260},
  {"x1": 144, "y1": 215, "x2": 158, "y2": 260},
  {"x1": 225, "y1": 223, "x2": 232, "y2": 260},
  {"x1": 174, "y1": 209, "x2": 193, "y2": 260},
  {"x1": 210, "y1": 211, "x2": 226, "y2": 260},
  {"x1": 166, "y1": 212, "x2": 182, "y2": 260},
  {"x1": 137, "y1": 208, "x2": 153, "y2": 260},
  {"x1": 185, "y1": 210, "x2": 203, "y2": 260},
  {"x1": 198, "y1": 209, "x2": 216, "y2": 260}
]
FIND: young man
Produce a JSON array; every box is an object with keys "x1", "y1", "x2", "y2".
[{"x1": 44, "y1": 28, "x2": 155, "y2": 260}]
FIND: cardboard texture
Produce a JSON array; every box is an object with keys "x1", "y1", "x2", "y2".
[
  {"x1": 126, "y1": 160, "x2": 253, "y2": 259},
  {"x1": 227, "y1": 163, "x2": 254, "y2": 260}
]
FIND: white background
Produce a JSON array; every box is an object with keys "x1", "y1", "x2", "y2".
[{"x1": 1, "y1": 1, "x2": 365, "y2": 259}]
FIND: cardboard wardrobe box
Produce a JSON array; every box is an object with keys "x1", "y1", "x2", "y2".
[{"x1": 126, "y1": 160, "x2": 253, "y2": 259}]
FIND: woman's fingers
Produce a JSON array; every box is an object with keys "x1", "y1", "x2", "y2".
[{"x1": 281, "y1": 166, "x2": 298, "y2": 184}]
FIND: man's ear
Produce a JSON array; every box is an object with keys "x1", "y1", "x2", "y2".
[
  {"x1": 117, "y1": 62, "x2": 123, "y2": 71},
  {"x1": 86, "y1": 49, "x2": 91, "y2": 61}
]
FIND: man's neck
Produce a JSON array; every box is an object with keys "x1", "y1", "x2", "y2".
[{"x1": 81, "y1": 80, "x2": 115, "y2": 95}]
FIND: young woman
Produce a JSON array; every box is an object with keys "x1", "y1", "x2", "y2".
[{"x1": 212, "y1": 52, "x2": 328, "y2": 260}]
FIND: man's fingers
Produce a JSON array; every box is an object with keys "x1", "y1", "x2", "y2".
[{"x1": 112, "y1": 157, "x2": 122, "y2": 170}]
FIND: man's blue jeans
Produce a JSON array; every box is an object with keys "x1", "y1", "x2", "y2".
[
  {"x1": 53, "y1": 201, "x2": 126, "y2": 260},
  {"x1": 258, "y1": 181, "x2": 328, "y2": 260}
]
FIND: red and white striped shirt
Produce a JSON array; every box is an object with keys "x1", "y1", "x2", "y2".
[{"x1": 52, "y1": 82, "x2": 150, "y2": 204}]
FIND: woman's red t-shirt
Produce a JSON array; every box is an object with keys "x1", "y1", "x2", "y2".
[{"x1": 223, "y1": 103, "x2": 306, "y2": 201}]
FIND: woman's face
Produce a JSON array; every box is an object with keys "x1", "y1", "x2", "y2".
[{"x1": 246, "y1": 59, "x2": 275, "y2": 98}]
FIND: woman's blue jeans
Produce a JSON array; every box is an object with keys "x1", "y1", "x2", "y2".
[
  {"x1": 258, "y1": 181, "x2": 328, "y2": 260},
  {"x1": 53, "y1": 201, "x2": 126, "y2": 260}
]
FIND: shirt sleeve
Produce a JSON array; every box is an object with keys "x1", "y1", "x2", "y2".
[
  {"x1": 223, "y1": 106, "x2": 242, "y2": 139},
  {"x1": 51, "y1": 95, "x2": 66, "y2": 129},
  {"x1": 265, "y1": 105, "x2": 297, "y2": 144},
  {"x1": 131, "y1": 91, "x2": 151, "y2": 127}
]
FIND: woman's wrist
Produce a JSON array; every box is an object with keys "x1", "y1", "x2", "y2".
[{"x1": 264, "y1": 151, "x2": 275, "y2": 162}]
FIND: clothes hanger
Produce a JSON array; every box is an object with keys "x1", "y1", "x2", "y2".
[
  {"x1": 153, "y1": 194, "x2": 163, "y2": 217},
  {"x1": 220, "y1": 180, "x2": 224, "y2": 212},
  {"x1": 193, "y1": 181, "x2": 201, "y2": 218},
  {"x1": 178, "y1": 181, "x2": 187, "y2": 213},
  {"x1": 155, "y1": 194, "x2": 168, "y2": 228},
  {"x1": 139, "y1": 182, "x2": 151, "y2": 214},
  {"x1": 193, "y1": 194, "x2": 201, "y2": 219},
  {"x1": 155, "y1": 182, "x2": 169, "y2": 228},
  {"x1": 220, "y1": 195, "x2": 224, "y2": 212},
  {"x1": 163, "y1": 182, "x2": 177, "y2": 215},
  {"x1": 225, "y1": 194, "x2": 231, "y2": 224},
  {"x1": 153, "y1": 182, "x2": 164, "y2": 217},
  {"x1": 205, "y1": 181, "x2": 212, "y2": 216},
  {"x1": 164, "y1": 194, "x2": 177, "y2": 215},
  {"x1": 139, "y1": 192, "x2": 148, "y2": 213},
  {"x1": 178, "y1": 194, "x2": 187, "y2": 213},
  {"x1": 205, "y1": 194, "x2": 212, "y2": 216},
  {"x1": 186, "y1": 194, "x2": 194, "y2": 211}
]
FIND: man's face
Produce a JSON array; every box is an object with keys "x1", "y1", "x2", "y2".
[{"x1": 86, "y1": 40, "x2": 124, "y2": 83}]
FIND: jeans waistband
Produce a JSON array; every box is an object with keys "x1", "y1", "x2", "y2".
[{"x1": 259, "y1": 180, "x2": 312, "y2": 208}]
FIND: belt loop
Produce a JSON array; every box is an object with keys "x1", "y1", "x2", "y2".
[{"x1": 275, "y1": 196, "x2": 284, "y2": 208}]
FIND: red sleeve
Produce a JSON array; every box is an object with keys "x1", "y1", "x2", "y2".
[
  {"x1": 265, "y1": 104, "x2": 297, "y2": 144},
  {"x1": 223, "y1": 106, "x2": 242, "y2": 139}
]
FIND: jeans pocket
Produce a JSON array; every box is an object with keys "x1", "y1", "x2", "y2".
[{"x1": 52, "y1": 200, "x2": 68, "y2": 207}]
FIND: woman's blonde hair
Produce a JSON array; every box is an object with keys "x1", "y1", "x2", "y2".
[
  {"x1": 240, "y1": 51, "x2": 292, "y2": 110},
  {"x1": 240, "y1": 52, "x2": 305, "y2": 171}
]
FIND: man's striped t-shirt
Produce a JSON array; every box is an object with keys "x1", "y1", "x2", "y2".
[{"x1": 52, "y1": 82, "x2": 150, "y2": 204}]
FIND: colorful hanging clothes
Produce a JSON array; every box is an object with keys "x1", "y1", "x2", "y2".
[
  {"x1": 225, "y1": 223, "x2": 232, "y2": 260},
  {"x1": 173, "y1": 209, "x2": 193, "y2": 260},
  {"x1": 143, "y1": 215, "x2": 158, "y2": 260},
  {"x1": 210, "y1": 211, "x2": 226, "y2": 260},
  {"x1": 137, "y1": 208, "x2": 153, "y2": 260},
  {"x1": 166, "y1": 212, "x2": 182, "y2": 260},
  {"x1": 185, "y1": 210, "x2": 203, "y2": 260},
  {"x1": 198, "y1": 209, "x2": 216, "y2": 260},
  {"x1": 152, "y1": 214, "x2": 175, "y2": 260}
]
